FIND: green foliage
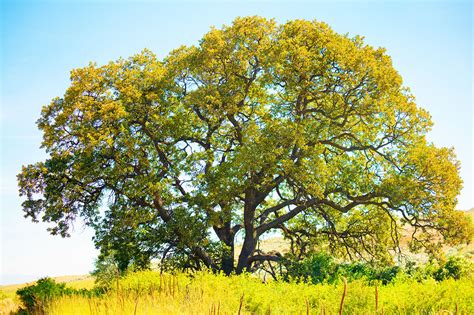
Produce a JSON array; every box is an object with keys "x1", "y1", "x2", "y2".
[
  {"x1": 433, "y1": 256, "x2": 472, "y2": 281},
  {"x1": 400, "y1": 256, "x2": 473, "y2": 283},
  {"x1": 283, "y1": 252, "x2": 338, "y2": 284},
  {"x1": 282, "y1": 252, "x2": 403, "y2": 285},
  {"x1": 91, "y1": 255, "x2": 122, "y2": 289},
  {"x1": 16, "y1": 277, "x2": 105, "y2": 314},
  {"x1": 283, "y1": 251, "x2": 474, "y2": 287},
  {"x1": 17, "y1": 16, "x2": 474, "y2": 274},
  {"x1": 16, "y1": 278, "x2": 72, "y2": 314}
]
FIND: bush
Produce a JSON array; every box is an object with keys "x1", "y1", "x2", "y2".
[
  {"x1": 16, "y1": 277, "x2": 104, "y2": 314},
  {"x1": 16, "y1": 277, "x2": 73, "y2": 314},
  {"x1": 337, "y1": 263, "x2": 373, "y2": 282},
  {"x1": 91, "y1": 255, "x2": 122, "y2": 289},
  {"x1": 284, "y1": 253, "x2": 403, "y2": 285},
  {"x1": 434, "y1": 256, "x2": 472, "y2": 281},
  {"x1": 373, "y1": 265, "x2": 401, "y2": 284},
  {"x1": 283, "y1": 252, "x2": 339, "y2": 284}
]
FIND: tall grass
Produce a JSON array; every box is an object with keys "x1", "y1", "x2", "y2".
[{"x1": 46, "y1": 270, "x2": 474, "y2": 314}]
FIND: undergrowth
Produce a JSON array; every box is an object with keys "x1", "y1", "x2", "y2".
[{"x1": 41, "y1": 270, "x2": 474, "y2": 314}]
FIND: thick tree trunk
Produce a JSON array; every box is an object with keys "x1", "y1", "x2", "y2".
[
  {"x1": 221, "y1": 245, "x2": 234, "y2": 275},
  {"x1": 236, "y1": 189, "x2": 258, "y2": 274},
  {"x1": 214, "y1": 222, "x2": 236, "y2": 275},
  {"x1": 236, "y1": 232, "x2": 256, "y2": 273}
]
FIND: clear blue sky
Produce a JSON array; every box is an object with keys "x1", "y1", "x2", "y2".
[{"x1": 1, "y1": 0, "x2": 472, "y2": 284}]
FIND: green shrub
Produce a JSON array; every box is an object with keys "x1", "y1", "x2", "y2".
[
  {"x1": 337, "y1": 262, "x2": 373, "y2": 282},
  {"x1": 283, "y1": 252, "x2": 339, "y2": 284},
  {"x1": 16, "y1": 277, "x2": 73, "y2": 314},
  {"x1": 372, "y1": 265, "x2": 401, "y2": 284},
  {"x1": 91, "y1": 255, "x2": 122, "y2": 289},
  {"x1": 16, "y1": 277, "x2": 104, "y2": 314},
  {"x1": 283, "y1": 252, "x2": 403, "y2": 285},
  {"x1": 434, "y1": 256, "x2": 472, "y2": 281}
]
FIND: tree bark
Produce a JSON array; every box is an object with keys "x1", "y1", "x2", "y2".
[
  {"x1": 221, "y1": 246, "x2": 234, "y2": 275},
  {"x1": 236, "y1": 189, "x2": 258, "y2": 274},
  {"x1": 214, "y1": 222, "x2": 235, "y2": 275},
  {"x1": 236, "y1": 232, "x2": 256, "y2": 273}
]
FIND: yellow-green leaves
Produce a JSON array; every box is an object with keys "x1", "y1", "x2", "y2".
[{"x1": 17, "y1": 16, "x2": 472, "y2": 272}]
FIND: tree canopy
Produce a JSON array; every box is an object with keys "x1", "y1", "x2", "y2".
[{"x1": 18, "y1": 17, "x2": 473, "y2": 274}]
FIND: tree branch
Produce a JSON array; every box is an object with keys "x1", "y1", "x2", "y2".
[{"x1": 256, "y1": 198, "x2": 320, "y2": 236}]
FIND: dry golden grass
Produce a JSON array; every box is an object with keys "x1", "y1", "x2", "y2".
[
  {"x1": 47, "y1": 271, "x2": 474, "y2": 314},
  {"x1": 2, "y1": 269, "x2": 474, "y2": 314}
]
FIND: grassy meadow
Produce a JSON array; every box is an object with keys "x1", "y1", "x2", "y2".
[
  {"x1": 2, "y1": 270, "x2": 473, "y2": 314},
  {"x1": 2, "y1": 210, "x2": 472, "y2": 314}
]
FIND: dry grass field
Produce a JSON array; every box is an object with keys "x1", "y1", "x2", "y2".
[{"x1": 1, "y1": 209, "x2": 472, "y2": 314}]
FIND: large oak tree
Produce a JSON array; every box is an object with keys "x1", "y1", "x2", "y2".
[{"x1": 18, "y1": 17, "x2": 472, "y2": 274}]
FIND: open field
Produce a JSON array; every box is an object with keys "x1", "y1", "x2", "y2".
[
  {"x1": 2, "y1": 210, "x2": 472, "y2": 314},
  {"x1": 2, "y1": 271, "x2": 474, "y2": 314},
  {"x1": 36, "y1": 272, "x2": 474, "y2": 314}
]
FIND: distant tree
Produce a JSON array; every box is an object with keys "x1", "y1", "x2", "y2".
[{"x1": 18, "y1": 17, "x2": 473, "y2": 274}]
